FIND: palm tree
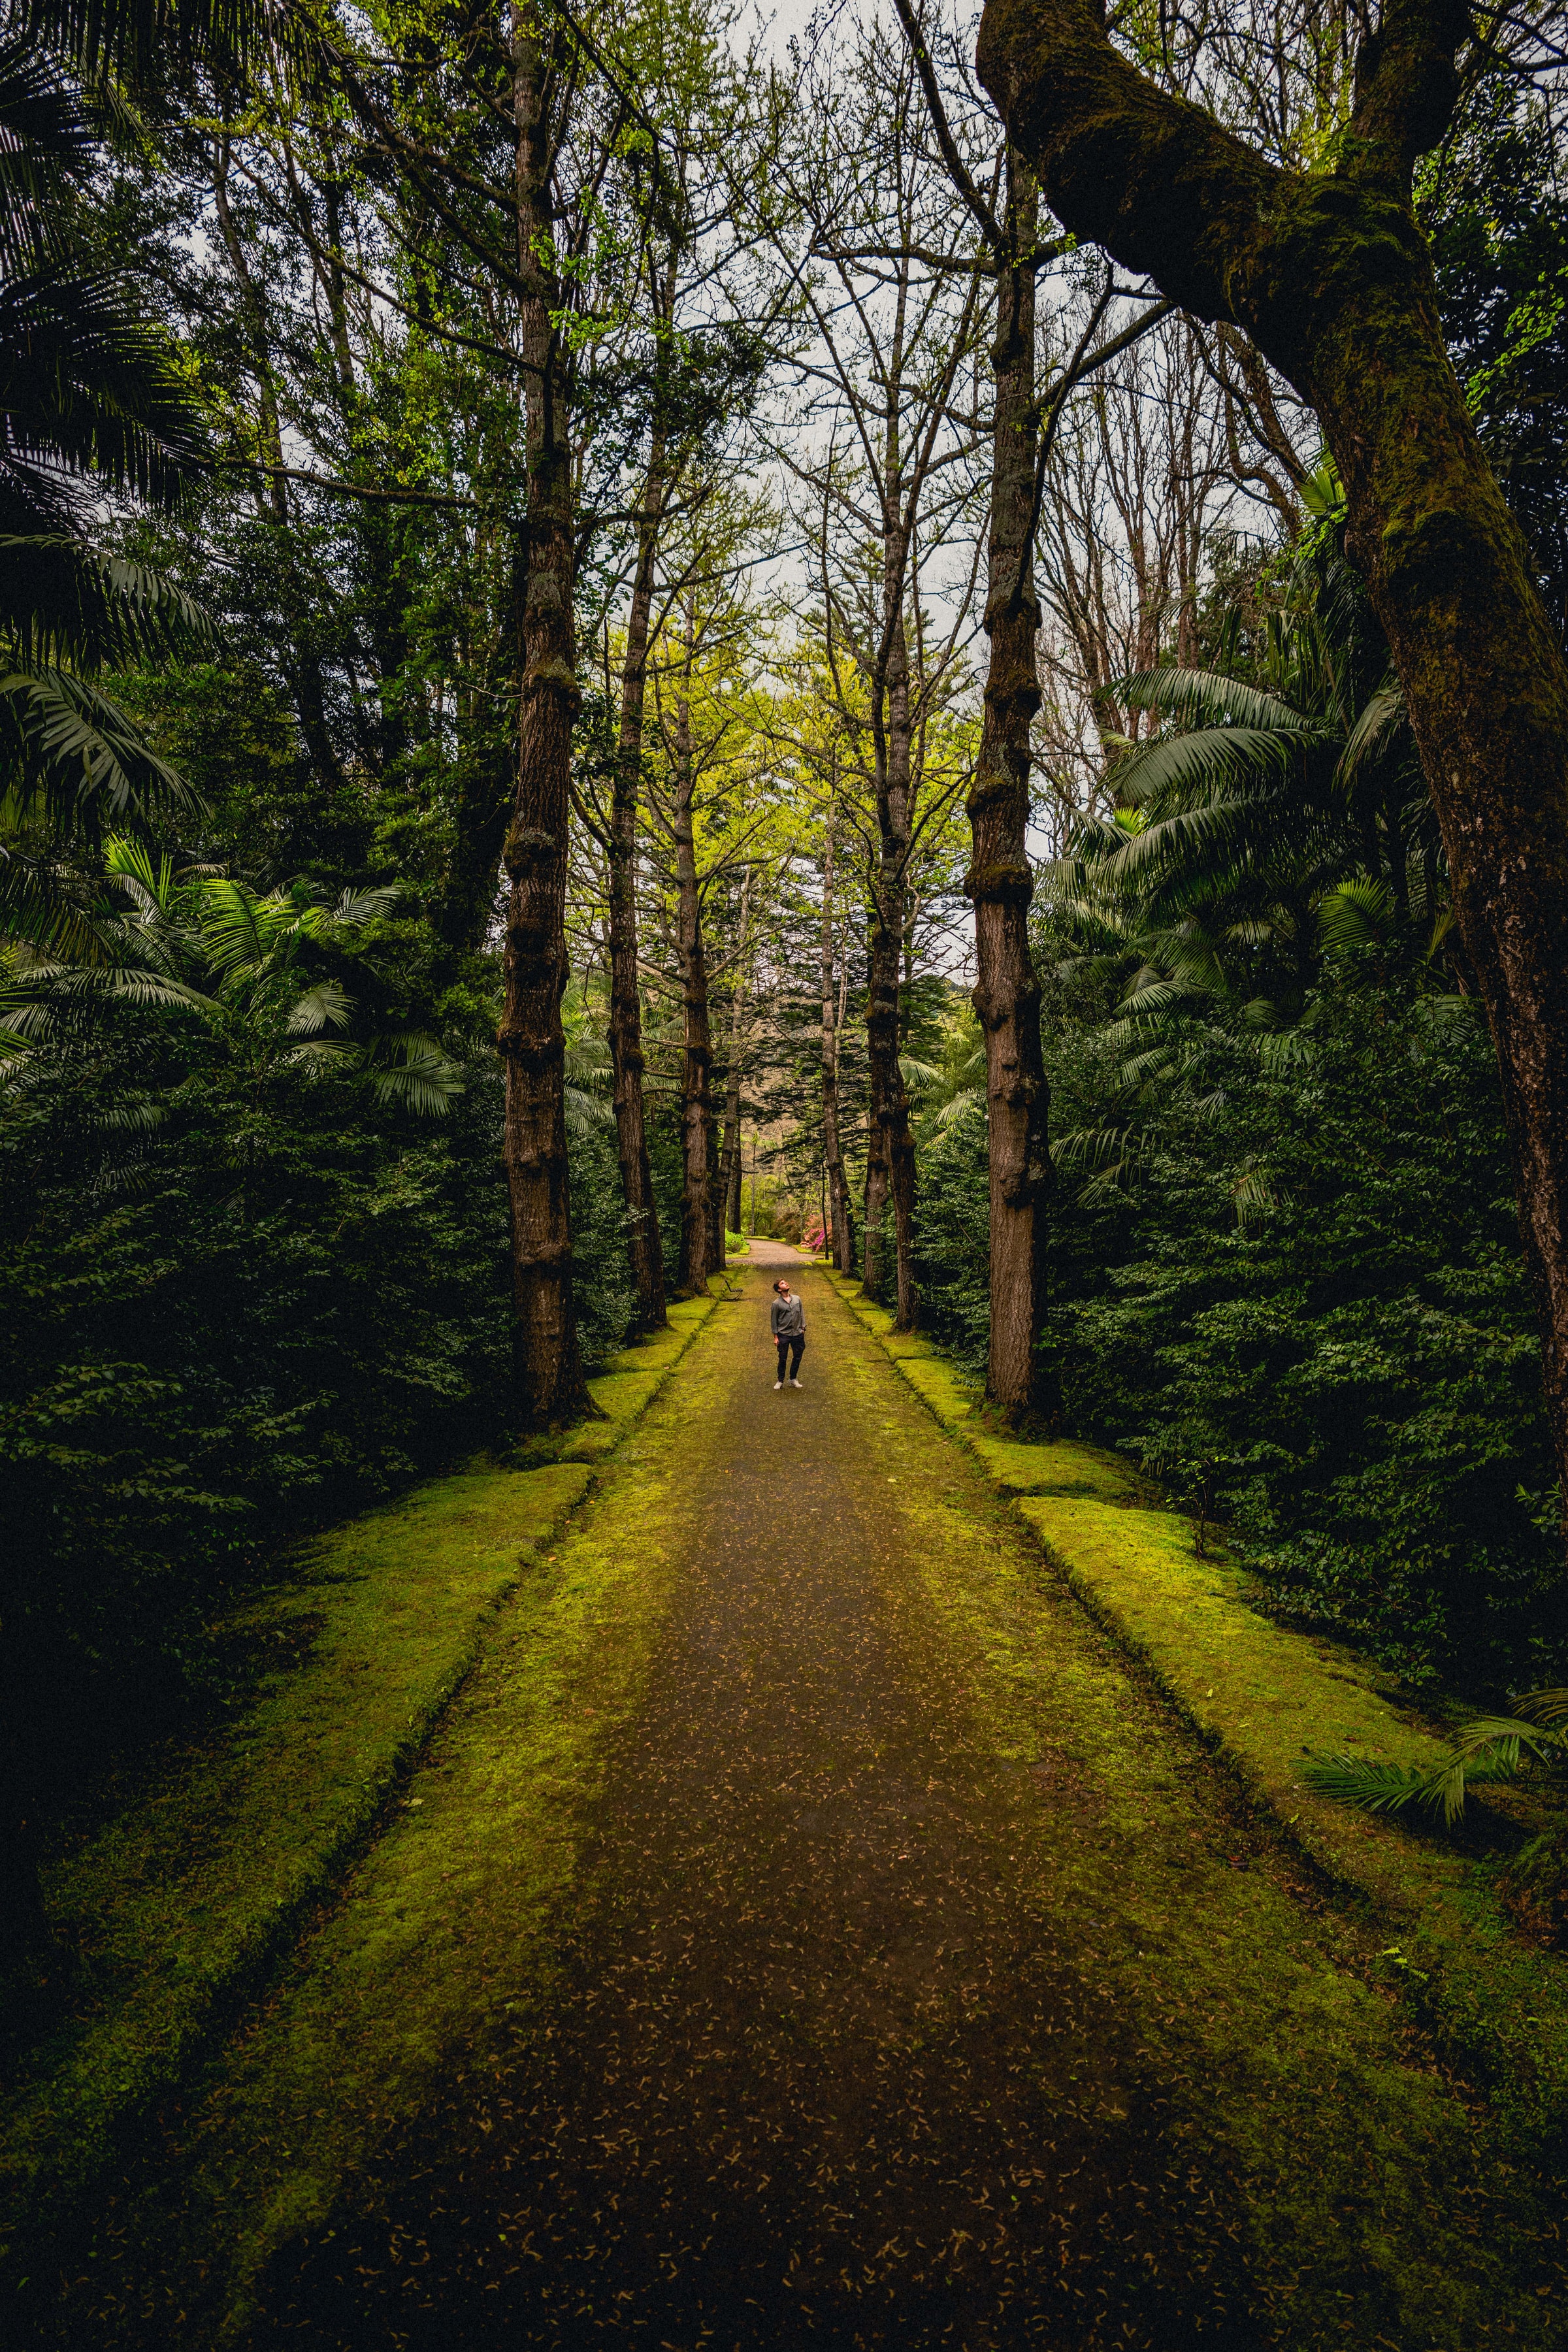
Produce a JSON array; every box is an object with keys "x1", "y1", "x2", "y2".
[
  {"x1": 0, "y1": 0, "x2": 308, "y2": 1965},
  {"x1": 1, "y1": 32, "x2": 214, "y2": 915},
  {"x1": 1043, "y1": 485, "x2": 1453, "y2": 1127},
  {"x1": 3, "y1": 0, "x2": 304, "y2": 891},
  {"x1": 1, "y1": 838, "x2": 463, "y2": 1119}
]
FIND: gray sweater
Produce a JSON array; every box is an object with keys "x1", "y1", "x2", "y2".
[{"x1": 770, "y1": 1292, "x2": 805, "y2": 1337}]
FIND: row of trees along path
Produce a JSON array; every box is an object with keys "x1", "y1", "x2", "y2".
[
  {"x1": 11, "y1": 0, "x2": 1568, "y2": 1544},
  {"x1": 50, "y1": 1256, "x2": 1559, "y2": 2348}
]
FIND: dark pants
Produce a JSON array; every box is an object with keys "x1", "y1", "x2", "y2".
[{"x1": 776, "y1": 1333, "x2": 805, "y2": 1381}]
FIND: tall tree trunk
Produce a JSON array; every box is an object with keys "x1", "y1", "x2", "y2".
[
  {"x1": 707, "y1": 1113, "x2": 726, "y2": 1272},
  {"x1": 498, "y1": 12, "x2": 588, "y2": 1426},
  {"x1": 967, "y1": 155, "x2": 1055, "y2": 1420},
  {"x1": 862, "y1": 879, "x2": 898, "y2": 1303},
  {"x1": 672, "y1": 694, "x2": 713, "y2": 1296},
  {"x1": 820, "y1": 823, "x2": 853, "y2": 1272},
  {"x1": 977, "y1": 0, "x2": 1568, "y2": 1596},
  {"x1": 608, "y1": 455, "x2": 668, "y2": 1329},
  {"x1": 727, "y1": 1128, "x2": 744, "y2": 1235},
  {"x1": 719, "y1": 864, "x2": 752, "y2": 1244},
  {"x1": 862, "y1": 518, "x2": 918, "y2": 1326},
  {"x1": 885, "y1": 584, "x2": 919, "y2": 1332}
]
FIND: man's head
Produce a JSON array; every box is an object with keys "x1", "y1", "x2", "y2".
[{"x1": 773, "y1": 1277, "x2": 791, "y2": 1299}]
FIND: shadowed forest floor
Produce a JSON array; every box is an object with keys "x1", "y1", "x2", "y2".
[{"x1": 33, "y1": 1258, "x2": 1567, "y2": 2351}]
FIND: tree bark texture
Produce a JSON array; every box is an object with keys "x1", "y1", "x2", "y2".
[
  {"x1": 719, "y1": 864, "x2": 752, "y2": 1247},
  {"x1": 977, "y1": 0, "x2": 1568, "y2": 1582},
  {"x1": 608, "y1": 461, "x2": 668, "y2": 1329},
  {"x1": 707, "y1": 1111, "x2": 727, "y2": 1273},
  {"x1": 497, "y1": 14, "x2": 588, "y2": 1427},
  {"x1": 672, "y1": 695, "x2": 713, "y2": 1296},
  {"x1": 966, "y1": 157, "x2": 1056, "y2": 1420},
  {"x1": 819, "y1": 825, "x2": 854, "y2": 1273},
  {"x1": 862, "y1": 531, "x2": 919, "y2": 1330}
]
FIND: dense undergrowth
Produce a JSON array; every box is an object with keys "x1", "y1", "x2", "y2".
[
  {"x1": 906, "y1": 975, "x2": 1561, "y2": 1696},
  {"x1": 0, "y1": 1031, "x2": 635, "y2": 1801}
]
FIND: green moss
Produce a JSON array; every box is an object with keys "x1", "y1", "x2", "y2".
[
  {"x1": 1, "y1": 1298, "x2": 719, "y2": 2276},
  {"x1": 968, "y1": 1432, "x2": 1137, "y2": 1496},
  {"x1": 854, "y1": 1300, "x2": 1568, "y2": 2163},
  {"x1": 900, "y1": 1356, "x2": 980, "y2": 1422},
  {"x1": 51, "y1": 1288, "x2": 736, "y2": 2341},
  {"x1": 822, "y1": 1290, "x2": 1563, "y2": 2340}
]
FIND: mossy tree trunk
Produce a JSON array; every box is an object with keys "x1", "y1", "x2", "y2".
[
  {"x1": 672, "y1": 692, "x2": 713, "y2": 1296},
  {"x1": 608, "y1": 446, "x2": 669, "y2": 1331},
  {"x1": 498, "y1": 11, "x2": 589, "y2": 1428},
  {"x1": 863, "y1": 508, "x2": 918, "y2": 1330},
  {"x1": 977, "y1": 0, "x2": 1568, "y2": 1586},
  {"x1": 966, "y1": 156, "x2": 1056, "y2": 1422},
  {"x1": 820, "y1": 821, "x2": 854, "y2": 1273},
  {"x1": 719, "y1": 863, "x2": 752, "y2": 1249}
]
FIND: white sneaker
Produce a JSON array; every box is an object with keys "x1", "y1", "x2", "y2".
[
  {"x1": 773, "y1": 1380, "x2": 783, "y2": 1390},
  {"x1": 791, "y1": 1377, "x2": 803, "y2": 1388}
]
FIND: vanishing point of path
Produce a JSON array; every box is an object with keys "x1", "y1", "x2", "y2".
[{"x1": 63, "y1": 1258, "x2": 1563, "y2": 2351}]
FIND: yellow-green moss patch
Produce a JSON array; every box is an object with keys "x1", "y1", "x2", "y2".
[
  {"x1": 898, "y1": 1355, "x2": 979, "y2": 1421},
  {"x1": 2, "y1": 1300, "x2": 719, "y2": 2274},
  {"x1": 967, "y1": 1432, "x2": 1139, "y2": 1496},
  {"x1": 50, "y1": 1287, "x2": 736, "y2": 2341},
  {"x1": 845, "y1": 1294, "x2": 1568, "y2": 2155}
]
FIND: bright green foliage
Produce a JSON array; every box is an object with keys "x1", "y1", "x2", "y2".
[
  {"x1": 909, "y1": 1101, "x2": 992, "y2": 1375},
  {"x1": 0, "y1": 975, "x2": 638, "y2": 1798},
  {"x1": 1051, "y1": 983, "x2": 1560, "y2": 1687},
  {"x1": 1306, "y1": 1687, "x2": 1568, "y2": 1822},
  {"x1": 0, "y1": 33, "x2": 212, "y2": 914}
]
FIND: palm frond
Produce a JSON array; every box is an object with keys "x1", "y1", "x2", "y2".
[
  {"x1": 286, "y1": 978, "x2": 353, "y2": 1035},
  {"x1": 934, "y1": 1086, "x2": 984, "y2": 1129},
  {"x1": 1120, "y1": 666, "x2": 1309, "y2": 734},
  {"x1": 0, "y1": 836, "x2": 106, "y2": 955},
  {"x1": 1107, "y1": 727, "x2": 1304, "y2": 815},
  {"x1": 1512, "y1": 1688, "x2": 1568, "y2": 1729},
  {"x1": 0, "y1": 267, "x2": 208, "y2": 510},
  {"x1": 1335, "y1": 675, "x2": 1407, "y2": 782},
  {"x1": 367, "y1": 1032, "x2": 465, "y2": 1116},
  {"x1": 0, "y1": 536, "x2": 214, "y2": 672},
  {"x1": 196, "y1": 878, "x2": 286, "y2": 973},
  {"x1": 1318, "y1": 878, "x2": 1396, "y2": 961},
  {"x1": 563, "y1": 1079, "x2": 613, "y2": 1136},
  {"x1": 1305, "y1": 1693, "x2": 1568, "y2": 1825},
  {"x1": 20, "y1": 0, "x2": 306, "y2": 87},
  {"x1": 329, "y1": 884, "x2": 404, "y2": 928},
  {"x1": 1299, "y1": 1753, "x2": 1480, "y2": 1824},
  {"x1": 0, "y1": 666, "x2": 200, "y2": 838},
  {"x1": 0, "y1": 35, "x2": 95, "y2": 274}
]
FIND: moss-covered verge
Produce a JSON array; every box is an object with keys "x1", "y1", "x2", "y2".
[
  {"x1": 823, "y1": 1269, "x2": 1568, "y2": 2157},
  {"x1": 0, "y1": 1294, "x2": 718, "y2": 2287},
  {"x1": 21, "y1": 1282, "x2": 737, "y2": 2348}
]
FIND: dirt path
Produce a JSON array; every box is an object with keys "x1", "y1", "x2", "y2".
[{"x1": 56, "y1": 1264, "x2": 1562, "y2": 2350}]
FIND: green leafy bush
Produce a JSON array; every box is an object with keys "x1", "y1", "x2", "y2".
[
  {"x1": 1054, "y1": 988, "x2": 1561, "y2": 1688},
  {"x1": 0, "y1": 1019, "x2": 636, "y2": 1794},
  {"x1": 911, "y1": 1106, "x2": 991, "y2": 1375}
]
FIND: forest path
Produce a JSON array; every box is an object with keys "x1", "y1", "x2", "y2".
[{"x1": 66, "y1": 1265, "x2": 1560, "y2": 2350}]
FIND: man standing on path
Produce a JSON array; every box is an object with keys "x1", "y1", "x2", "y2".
[{"x1": 770, "y1": 1277, "x2": 806, "y2": 1389}]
